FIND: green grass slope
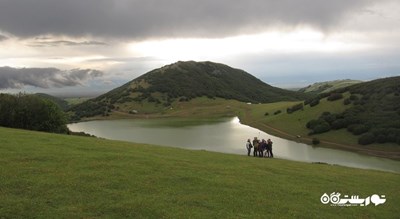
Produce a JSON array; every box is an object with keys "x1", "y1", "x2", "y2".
[
  {"x1": 247, "y1": 94, "x2": 351, "y2": 140},
  {"x1": 299, "y1": 79, "x2": 362, "y2": 94},
  {"x1": 0, "y1": 127, "x2": 399, "y2": 218}
]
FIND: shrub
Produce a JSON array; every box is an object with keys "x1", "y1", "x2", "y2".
[
  {"x1": 376, "y1": 134, "x2": 387, "y2": 143},
  {"x1": 343, "y1": 98, "x2": 351, "y2": 105},
  {"x1": 312, "y1": 122, "x2": 331, "y2": 134},
  {"x1": 304, "y1": 98, "x2": 320, "y2": 106},
  {"x1": 179, "y1": 96, "x2": 189, "y2": 102},
  {"x1": 320, "y1": 113, "x2": 337, "y2": 125},
  {"x1": 327, "y1": 93, "x2": 343, "y2": 101},
  {"x1": 358, "y1": 133, "x2": 375, "y2": 145},
  {"x1": 322, "y1": 112, "x2": 331, "y2": 116},
  {"x1": 264, "y1": 112, "x2": 269, "y2": 116},
  {"x1": 312, "y1": 138, "x2": 320, "y2": 145},
  {"x1": 304, "y1": 98, "x2": 312, "y2": 106},
  {"x1": 274, "y1": 110, "x2": 282, "y2": 115},
  {"x1": 349, "y1": 124, "x2": 369, "y2": 135},
  {"x1": 331, "y1": 119, "x2": 347, "y2": 130},
  {"x1": 309, "y1": 99, "x2": 320, "y2": 107},
  {"x1": 306, "y1": 119, "x2": 321, "y2": 129},
  {"x1": 318, "y1": 92, "x2": 330, "y2": 99},
  {"x1": 349, "y1": 94, "x2": 359, "y2": 101},
  {"x1": 287, "y1": 103, "x2": 303, "y2": 114}
]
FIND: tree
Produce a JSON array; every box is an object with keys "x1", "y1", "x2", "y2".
[
  {"x1": 312, "y1": 122, "x2": 331, "y2": 134},
  {"x1": 287, "y1": 103, "x2": 303, "y2": 114},
  {"x1": 358, "y1": 133, "x2": 375, "y2": 145},
  {"x1": 312, "y1": 138, "x2": 320, "y2": 145},
  {"x1": 348, "y1": 124, "x2": 369, "y2": 135},
  {"x1": 327, "y1": 93, "x2": 343, "y2": 101},
  {"x1": 310, "y1": 99, "x2": 320, "y2": 107}
]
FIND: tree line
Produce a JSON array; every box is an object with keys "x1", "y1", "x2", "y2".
[{"x1": 0, "y1": 93, "x2": 68, "y2": 133}]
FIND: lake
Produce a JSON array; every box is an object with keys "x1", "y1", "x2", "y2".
[{"x1": 68, "y1": 117, "x2": 400, "y2": 173}]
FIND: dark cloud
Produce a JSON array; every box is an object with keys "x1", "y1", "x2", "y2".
[
  {"x1": 0, "y1": 0, "x2": 376, "y2": 39},
  {"x1": 0, "y1": 67, "x2": 103, "y2": 89},
  {"x1": 28, "y1": 40, "x2": 108, "y2": 47}
]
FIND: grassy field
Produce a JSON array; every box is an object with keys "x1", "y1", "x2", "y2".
[
  {"x1": 0, "y1": 127, "x2": 399, "y2": 218},
  {"x1": 243, "y1": 93, "x2": 351, "y2": 136},
  {"x1": 64, "y1": 97, "x2": 92, "y2": 106}
]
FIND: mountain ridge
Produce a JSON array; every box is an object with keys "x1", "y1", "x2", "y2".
[{"x1": 298, "y1": 79, "x2": 362, "y2": 94}]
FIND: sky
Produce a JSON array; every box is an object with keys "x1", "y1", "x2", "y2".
[{"x1": 0, "y1": 0, "x2": 399, "y2": 97}]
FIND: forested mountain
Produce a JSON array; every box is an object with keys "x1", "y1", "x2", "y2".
[{"x1": 70, "y1": 61, "x2": 306, "y2": 119}]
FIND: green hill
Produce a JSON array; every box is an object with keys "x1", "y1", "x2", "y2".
[
  {"x1": 304, "y1": 76, "x2": 400, "y2": 145},
  {"x1": 299, "y1": 79, "x2": 362, "y2": 94},
  {"x1": 34, "y1": 93, "x2": 69, "y2": 111},
  {"x1": 69, "y1": 61, "x2": 306, "y2": 120},
  {"x1": 241, "y1": 76, "x2": 400, "y2": 156},
  {"x1": 0, "y1": 127, "x2": 399, "y2": 218}
]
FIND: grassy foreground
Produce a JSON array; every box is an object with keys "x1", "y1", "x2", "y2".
[{"x1": 0, "y1": 127, "x2": 399, "y2": 218}]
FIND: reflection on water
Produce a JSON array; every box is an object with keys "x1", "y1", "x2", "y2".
[{"x1": 68, "y1": 117, "x2": 400, "y2": 173}]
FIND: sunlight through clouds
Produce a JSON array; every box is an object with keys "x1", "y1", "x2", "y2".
[{"x1": 128, "y1": 29, "x2": 371, "y2": 63}]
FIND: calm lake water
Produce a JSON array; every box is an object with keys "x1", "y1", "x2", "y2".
[{"x1": 68, "y1": 117, "x2": 400, "y2": 173}]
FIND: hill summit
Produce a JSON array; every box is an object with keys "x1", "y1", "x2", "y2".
[{"x1": 70, "y1": 61, "x2": 305, "y2": 119}]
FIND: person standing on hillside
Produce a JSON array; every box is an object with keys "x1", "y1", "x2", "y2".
[
  {"x1": 267, "y1": 139, "x2": 274, "y2": 158},
  {"x1": 246, "y1": 139, "x2": 253, "y2": 156},
  {"x1": 252, "y1": 137, "x2": 259, "y2": 157},
  {"x1": 259, "y1": 139, "x2": 267, "y2": 157}
]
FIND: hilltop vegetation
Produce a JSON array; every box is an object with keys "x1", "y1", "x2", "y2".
[
  {"x1": 0, "y1": 127, "x2": 399, "y2": 218},
  {"x1": 304, "y1": 77, "x2": 400, "y2": 145},
  {"x1": 299, "y1": 79, "x2": 362, "y2": 94},
  {"x1": 69, "y1": 61, "x2": 307, "y2": 120}
]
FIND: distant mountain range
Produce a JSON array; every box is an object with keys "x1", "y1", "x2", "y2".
[{"x1": 69, "y1": 61, "x2": 306, "y2": 119}]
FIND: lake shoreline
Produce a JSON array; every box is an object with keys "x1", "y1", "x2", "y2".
[
  {"x1": 240, "y1": 118, "x2": 400, "y2": 161},
  {"x1": 73, "y1": 110, "x2": 400, "y2": 161},
  {"x1": 68, "y1": 117, "x2": 400, "y2": 173}
]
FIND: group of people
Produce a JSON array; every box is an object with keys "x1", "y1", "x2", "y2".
[{"x1": 246, "y1": 137, "x2": 274, "y2": 158}]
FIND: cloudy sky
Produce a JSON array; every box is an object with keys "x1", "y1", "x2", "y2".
[{"x1": 1, "y1": 0, "x2": 399, "y2": 96}]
